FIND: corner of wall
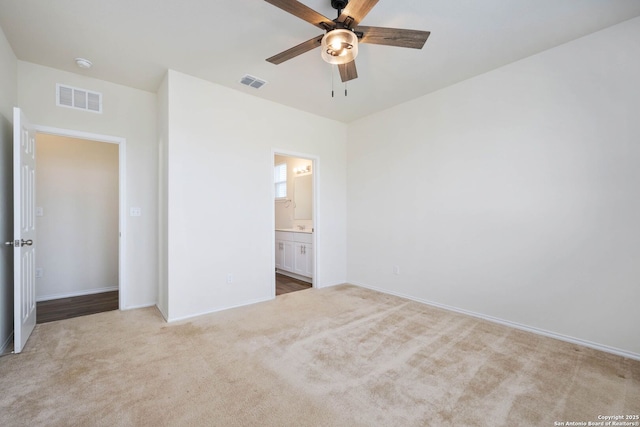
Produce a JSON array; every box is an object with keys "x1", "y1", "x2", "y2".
[
  {"x1": 156, "y1": 72, "x2": 169, "y2": 318},
  {"x1": 0, "y1": 22, "x2": 17, "y2": 354}
]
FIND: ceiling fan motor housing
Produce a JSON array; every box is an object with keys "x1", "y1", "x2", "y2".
[{"x1": 331, "y1": 0, "x2": 349, "y2": 12}]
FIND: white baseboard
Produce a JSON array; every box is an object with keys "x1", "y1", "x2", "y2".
[
  {"x1": 0, "y1": 331, "x2": 14, "y2": 355},
  {"x1": 166, "y1": 296, "x2": 274, "y2": 323},
  {"x1": 350, "y1": 281, "x2": 640, "y2": 362},
  {"x1": 121, "y1": 302, "x2": 157, "y2": 311},
  {"x1": 36, "y1": 286, "x2": 118, "y2": 302}
]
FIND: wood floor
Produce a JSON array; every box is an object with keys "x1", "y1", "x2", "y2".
[
  {"x1": 276, "y1": 273, "x2": 311, "y2": 296},
  {"x1": 34, "y1": 277, "x2": 307, "y2": 324},
  {"x1": 36, "y1": 291, "x2": 119, "y2": 324}
]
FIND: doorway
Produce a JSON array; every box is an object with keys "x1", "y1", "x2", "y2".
[
  {"x1": 273, "y1": 152, "x2": 317, "y2": 296},
  {"x1": 33, "y1": 126, "x2": 126, "y2": 317}
]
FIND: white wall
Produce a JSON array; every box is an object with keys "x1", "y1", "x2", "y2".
[
  {"x1": 0, "y1": 24, "x2": 17, "y2": 352},
  {"x1": 347, "y1": 17, "x2": 640, "y2": 356},
  {"x1": 164, "y1": 70, "x2": 347, "y2": 321},
  {"x1": 35, "y1": 134, "x2": 119, "y2": 300},
  {"x1": 17, "y1": 61, "x2": 158, "y2": 309}
]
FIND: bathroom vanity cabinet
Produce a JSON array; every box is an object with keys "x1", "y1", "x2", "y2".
[{"x1": 275, "y1": 230, "x2": 313, "y2": 280}]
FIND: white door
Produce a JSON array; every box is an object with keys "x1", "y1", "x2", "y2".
[{"x1": 13, "y1": 107, "x2": 36, "y2": 353}]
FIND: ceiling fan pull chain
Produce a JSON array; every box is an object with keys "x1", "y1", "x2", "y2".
[{"x1": 331, "y1": 65, "x2": 335, "y2": 98}]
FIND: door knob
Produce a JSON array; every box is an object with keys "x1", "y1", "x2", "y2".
[
  {"x1": 4, "y1": 241, "x2": 14, "y2": 247},
  {"x1": 20, "y1": 239, "x2": 33, "y2": 247}
]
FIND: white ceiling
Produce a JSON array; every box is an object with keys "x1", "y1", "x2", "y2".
[{"x1": 1, "y1": 0, "x2": 640, "y2": 123}]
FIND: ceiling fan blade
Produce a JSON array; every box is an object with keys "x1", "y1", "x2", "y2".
[
  {"x1": 264, "y1": 0, "x2": 335, "y2": 30},
  {"x1": 338, "y1": 0, "x2": 379, "y2": 28},
  {"x1": 357, "y1": 26, "x2": 431, "y2": 49},
  {"x1": 266, "y1": 35, "x2": 324, "y2": 64},
  {"x1": 338, "y1": 60, "x2": 358, "y2": 82}
]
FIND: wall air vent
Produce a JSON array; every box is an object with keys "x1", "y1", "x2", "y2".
[
  {"x1": 239, "y1": 74, "x2": 267, "y2": 89},
  {"x1": 56, "y1": 84, "x2": 102, "y2": 113}
]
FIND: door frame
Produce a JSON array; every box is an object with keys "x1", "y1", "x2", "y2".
[
  {"x1": 271, "y1": 149, "x2": 318, "y2": 297},
  {"x1": 34, "y1": 125, "x2": 127, "y2": 309}
]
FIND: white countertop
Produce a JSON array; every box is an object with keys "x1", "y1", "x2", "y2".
[{"x1": 276, "y1": 228, "x2": 313, "y2": 234}]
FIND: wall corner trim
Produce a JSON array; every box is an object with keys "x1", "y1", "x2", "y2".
[{"x1": 0, "y1": 332, "x2": 14, "y2": 355}]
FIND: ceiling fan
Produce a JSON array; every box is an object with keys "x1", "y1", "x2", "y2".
[{"x1": 264, "y1": 0, "x2": 431, "y2": 82}]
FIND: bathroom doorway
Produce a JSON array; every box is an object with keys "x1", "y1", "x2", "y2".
[{"x1": 273, "y1": 153, "x2": 316, "y2": 296}]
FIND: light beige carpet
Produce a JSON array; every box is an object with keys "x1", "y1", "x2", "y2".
[{"x1": 1, "y1": 285, "x2": 638, "y2": 426}]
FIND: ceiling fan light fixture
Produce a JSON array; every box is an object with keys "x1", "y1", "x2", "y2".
[{"x1": 321, "y1": 29, "x2": 358, "y2": 65}]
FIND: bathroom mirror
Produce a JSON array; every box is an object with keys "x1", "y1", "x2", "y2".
[{"x1": 294, "y1": 174, "x2": 312, "y2": 220}]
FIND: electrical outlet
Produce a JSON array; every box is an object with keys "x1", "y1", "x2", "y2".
[
  {"x1": 226, "y1": 273, "x2": 233, "y2": 284},
  {"x1": 393, "y1": 265, "x2": 400, "y2": 275},
  {"x1": 130, "y1": 207, "x2": 142, "y2": 217},
  {"x1": 36, "y1": 207, "x2": 44, "y2": 217},
  {"x1": 35, "y1": 268, "x2": 43, "y2": 278}
]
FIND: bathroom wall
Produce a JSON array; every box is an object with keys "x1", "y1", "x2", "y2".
[{"x1": 274, "y1": 155, "x2": 313, "y2": 230}]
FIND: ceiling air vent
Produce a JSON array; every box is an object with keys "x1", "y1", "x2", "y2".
[
  {"x1": 56, "y1": 84, "x2": 102, "y2": 113},
  {"x1": 240, "y1": 74, "x2": 267, "y2": 89}
]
